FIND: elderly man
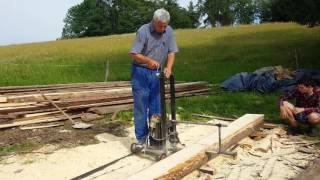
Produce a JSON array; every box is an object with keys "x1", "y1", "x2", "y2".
[
  {"x1": 279, "y1": 78, "x2": 320, "y2": 136},
  {"x1": 129, "y1": 9, "x2": 178, "y2": 145}
]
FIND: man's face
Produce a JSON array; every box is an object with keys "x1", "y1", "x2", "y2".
[
  {"x1": 153, "y1": 20, "x2": 168, "y2": 33},
  {"x1": 297, "y1": 84, "x2": 312, "y2": 94}
]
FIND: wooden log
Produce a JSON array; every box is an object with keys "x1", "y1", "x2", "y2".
[{"x1": 126, "y1": 114, "x2": 264, "y2": 180}]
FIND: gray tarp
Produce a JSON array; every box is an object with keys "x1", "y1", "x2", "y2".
[{"x1": 221, "y1": 68, "x2": 320, "y2": 93}]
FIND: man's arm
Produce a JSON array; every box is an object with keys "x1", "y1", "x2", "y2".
[
  {"x1": 130, "y1": 53, "x2": 159, "y2": 69},
  {"x1": 164, "y1": 27, "x2": 178, "y2": 78},
  {"x1": 129, "y1": 27, "x2": 159, "y2": 69},
  {"x1": 278, "y1": 89, "x2": 298, "y2": 119},
  {"x1": 164, "y1": 52, "x2": 175, "y2": 77},
  {"x1": 305, "y1": 89, "x2": 320, "y2": 113},
  {"x1": 278, "y1": 89, "x2": 298, "y2": 107},
  {"x1": 304, "y1": 107, "x2": 320, "y2": 113}
]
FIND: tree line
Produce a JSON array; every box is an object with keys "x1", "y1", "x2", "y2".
[{"x1": 62, "y1": 0, "x2": 320, "y2": 38}]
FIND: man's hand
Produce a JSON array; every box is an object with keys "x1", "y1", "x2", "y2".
[
  {"x1": 293, "y1": 107, "x2": 305, "y2": 114},
  {"x1": 147, "y1": 59, "x2": 160, "y2": 69},
  {"x1": 164, "y1": 67, "x2": 172, "y2": 78}
]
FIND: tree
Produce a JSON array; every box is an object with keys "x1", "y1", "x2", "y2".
[
  {"x1": 257, "y1": 0, "x2": 320, "y2": 27},
  {"x1": 62, "y1": 0, "x2": 155, "y2": 38},
  {"x1": 187, "y1": 1, "x2": 201, "y2": 27},
  {"x1": 152, "y1": 0, "x2": 198, "y2": 28},
  {"x1": 62, "y1": 0, "x2": 113, "y2": 38},
  {"x1": 233, "y1": 0, "x2": 256, "y2": 24},
  {"x1": 109, "y1": 0, "x2": 155, "y2": 33},
  {"x1": 198, "y1": 0, "x2": 235, "y2": 27},
  {"x1": 62, "y1": 0, "x2": 198, "y2": 39}
]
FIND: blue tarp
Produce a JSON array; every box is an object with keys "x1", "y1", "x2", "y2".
[{"x1": 221, "y1": 68, "x2": 320, "y2": 93}]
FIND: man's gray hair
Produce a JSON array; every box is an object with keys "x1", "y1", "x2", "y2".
[{"x1": 153, "y1": 8, "x2": 170, "y2": 23}]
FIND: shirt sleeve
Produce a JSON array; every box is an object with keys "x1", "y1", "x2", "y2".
[
  {"x1": 305, "y1": 88, "x2": 320, "y2": 113},
  {"x1": 278, "y1": 89, "x2": 298, "y2": 107},
  {"x1": 305, "y1": 107, "x2": 320, "y2": 113},
  {"x1": 167, "y1": 28, "x2": 178, "y2": 53},
  {"x1": 130, "y1": 28, "x2": 146, "y2": 54}
]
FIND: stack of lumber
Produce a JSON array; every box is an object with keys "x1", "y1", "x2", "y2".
[{"x1": 0, "y1": 81, "x2": 210, "y2": 129}]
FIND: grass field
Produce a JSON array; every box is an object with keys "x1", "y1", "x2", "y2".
[{"x1": 0, "y1": 23, "x2": 320, "y2": 123}]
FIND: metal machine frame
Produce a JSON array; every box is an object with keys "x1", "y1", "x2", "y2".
[{"x1": 130, "y1": 71, "x2": 180, "y2": 160}]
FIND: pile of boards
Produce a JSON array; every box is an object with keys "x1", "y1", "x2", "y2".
[
  {"x1": 0, "y1": 81, "x2": 210, "y2": 130},
  {"x1": 191, "y1": 127, "x2": 320, "y2": 180}
]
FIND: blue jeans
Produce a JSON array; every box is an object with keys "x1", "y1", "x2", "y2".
[{"x1": 131, "y1": 64, "x2": 160, "y2": 141}]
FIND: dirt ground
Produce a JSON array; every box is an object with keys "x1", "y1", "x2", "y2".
[
  {"x1": 1, "y1": 119, "x2": 320, "y2": 180},
  {"x1": 0, "y1": 120, "x2": 219, "y2": 180},
  {"x1": 0, "y1": 119, "x2": 128, "y2": 156}
]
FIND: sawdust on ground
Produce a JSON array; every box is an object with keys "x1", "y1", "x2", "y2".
[
  {"x1": 0, "y1": 121, "x2": 219, "y2": 180},
  {"x1": 183, "y1": 127, "x2": 320, "y2": 180}
]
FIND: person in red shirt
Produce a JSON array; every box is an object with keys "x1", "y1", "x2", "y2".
[{"x1": 279, "y1": 78, "x2": 320, "y2": 136}]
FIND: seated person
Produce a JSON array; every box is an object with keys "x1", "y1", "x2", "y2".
[{"x1": 278, "y1": 78, "x2": 320, "y2": 136}]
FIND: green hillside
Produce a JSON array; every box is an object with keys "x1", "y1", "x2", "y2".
[
  {"x1": 0, "y1": 23, "x2": 319, "y2": 85},
  {"x1": 0, "y1": 23, "x2": 319, "y2": 122}
]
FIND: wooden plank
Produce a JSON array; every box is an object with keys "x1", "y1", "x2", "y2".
[
  {"x1": 7, "y1": 90, "x2": 208, "y2": 119},
  {"x1": 262, "y1": 123, "x2": 287, "y2": 129},
  {"x1": 0, "y1": 114, "x2": 81, "y2": 129},
  {"x1": 20, "y1": 123, "x2": 64, "y2": 130},
  {"x1": 6, "y1": 87, "x2": 133, "y2": 102},
  {"x1": 80, "y1": 113, "x2": 103, "y2": 122},
  {"x1": 0, "y1": 102, "x2": 39, "y2": 108},
  {"x1": 3, "y1": 88, "x2": 208, "y2": 116},
  {"x1": 89, "y1": 104, "x2": 133, "y2": 115},
  {"x1": 5, "y1": 82, "x2": 208, "y2": 102},
  {"x1": 0, "y1": 83, "x2": 131, "y2": 95},
  {"x1": 24, "y1": 111, "x2": 60, "y2": 118},
  {"x1": 0, "y1": 81, "x2": 130, "y2": 92},
  {"x1": 192, "y1": 114, "x2": 236, "y2": 121},
  {"x1": 0, "y1": 96, "x2": 7, "y2": 103},
  {"x1": 127, "y1": 114, "x2": 264, "y2": 180}
]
